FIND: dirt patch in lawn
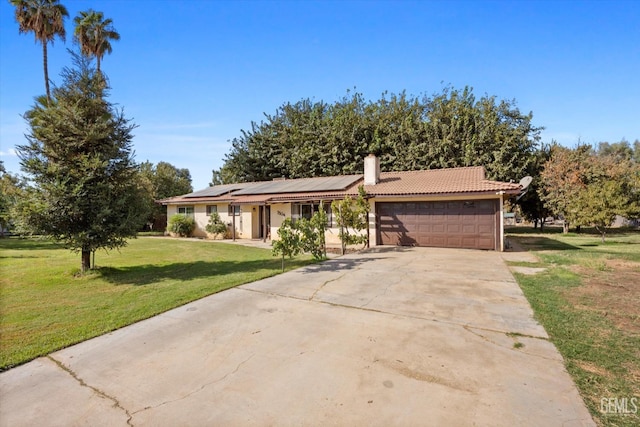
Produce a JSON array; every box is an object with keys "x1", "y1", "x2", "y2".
[
  {"x1": 575, "y1": 360, "x2": 611, "y2": 378},
  {"x1": 566, "y1": 261, "x2": 640, "y2": 336}
]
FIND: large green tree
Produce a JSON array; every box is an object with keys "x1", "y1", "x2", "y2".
[
  {"x1": 215, "y1": 87, "x2": 541, "y2": 184},
  {"x1": 539, "y1": 144, "x2": 592, "y2": 233},
  {"x1": 570, "y1": 155, "x2": 640, "y2": 241},
  {"x1": 11, "y1": 0, "x2": 68, "y2": 103},
  {"x1": 17, "y1": 54, "x2": 149, "y2": 272},
  {"x1": 539, "y1": 144, "x2": 640, "y2": 235},
  {"x1": 139, "y1": 161, "x2": 193, "y2": 229},
  {"x1": 0, "y1": 161, "x2": 27, "y2": 236},
  {"x1": 595, "y1": 139, "x2": 634, "y2": 161},
  {"x1": 73, "y1": 9, "x2": 120, "y2": 73},
  {"x1": 516, "y1": 142, "x2": 554, "y2": 229}
]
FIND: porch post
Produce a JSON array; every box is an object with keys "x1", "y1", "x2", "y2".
[
  {"x1": 499, "y1": 194, "x2": 505, "y2": 251},
  {"x1": 232, "y1": 205, "x2": 236, "y2": 241},
  {"x1": 262, "y1": 204, "x2": 267, "y2": 243}
]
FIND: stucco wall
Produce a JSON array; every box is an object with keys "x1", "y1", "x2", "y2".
[
  {"x1": 269, "y1": 203, "x2": 291, "y2": 239},
  {"x1": 166, "y1": 203, "x2": 254, "y2": 239},
  {"x1": 269, "y1": 202, "x2": 366, "y2": 246}
]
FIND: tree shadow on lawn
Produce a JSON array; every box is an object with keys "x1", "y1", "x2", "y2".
[
  {"x1": 99, "y1": 258, "x2": 314, "y2": 286},
  {"x1": 511, "y1": 236, "x2": 580, "y2": 251}
]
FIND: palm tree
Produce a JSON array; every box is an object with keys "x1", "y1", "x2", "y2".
[
  {"x1": 73, "y1": 10, "x2": 120, "y2": 74},
  {"x1": 11, "y1": 0, "x2": 69, "y2": 103}
]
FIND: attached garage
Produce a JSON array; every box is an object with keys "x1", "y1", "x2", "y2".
[{"x1": 377, "y1": 199, "x2": 500, "y2": 250}]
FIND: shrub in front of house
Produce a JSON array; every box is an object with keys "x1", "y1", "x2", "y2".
[{"x1": 168, "y1": 214, "x2": 195, "y2": 237}]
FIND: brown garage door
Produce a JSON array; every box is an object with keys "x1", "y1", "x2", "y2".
[{"x1": 377, "y1": 200, "x2": 498, "y2": 250}]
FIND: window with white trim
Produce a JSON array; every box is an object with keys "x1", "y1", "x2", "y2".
[
  {"x1": 228, "y1": 205, "x2": 240, "y2": 216},
  {"x1": 178, "y1": 206, "x2": 194, "y2": 218},
  {"x1": 206, "y1": 205, "x2": 217, "y2": 216},
  {"x1": 291, "y1": 202, "x2": 332, "y2": 227}
]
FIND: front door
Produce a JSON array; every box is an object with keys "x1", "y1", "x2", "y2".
[{"x1": 258, "y1": 206, "x2": 271, "y2": 239}]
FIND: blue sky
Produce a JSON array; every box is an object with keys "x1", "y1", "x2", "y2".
[{"x1": 1, "y1": 0, "x2": 639, "y2": 190}]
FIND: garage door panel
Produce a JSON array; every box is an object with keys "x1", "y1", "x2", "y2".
[
  {"x1": 462, "y1": 224, "x2": 476, "y2": 233},
  {"x1": 462, "y1": 236, "x2": 478, "y2": 246},
  {"x1": 447, "y1": 236, "x2": 462, "y2": 247},
  {"x1": 447, "y1": 224, "x2": 461, "y2": 233},
  {"x1": 430, "y1": 236, "x2": 446, "y2": 246},
  {"x1": 478, "y1": 224, "x2": 493, "y2": 234},
  {"x1": 432, "y1": 224, "x2": 445, "y2": 233},
  {"x1": 476, "y1": 200, "x2": 496, "y2": 210},
  {"x1": 378, "y1": 200, "x2": 497, "y2": 250},
  {"x1": 478, "y1": 237, "x2": 494, "y2": 248}
]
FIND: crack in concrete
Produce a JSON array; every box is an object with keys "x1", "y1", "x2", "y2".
[
  {"x1": 47, "y1": 356, "x2": 134, "y2": 426},
  {"x1": 309, "y1": 271, "x2": 350, "y2": 301},
  {"x1": 241, "y1": 285, "x2": 549, "y2": 340},
  {"x1": 462, "y1": 326, "x2": 559, "y2": 361},
  {"x1": 132, "y1": 354, "x2": 254, "y2": 415},
  {"x1": 240, "y1": 286, "x2": 314, "y2": 301},
  {"x1": 358, "y1": 257, "x2": 415, "y2": 308},
  {"x1": 360, "y1": 275, "x2": 404, "y2": 309}
]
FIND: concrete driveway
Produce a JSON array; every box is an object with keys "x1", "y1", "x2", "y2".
[{"x1": 0, "y1": 247, "x2": 594, "y2": 426}]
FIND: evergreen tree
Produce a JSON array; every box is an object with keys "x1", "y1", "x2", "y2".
[{"x1": 17, "y1": 53, "x2": 149, "y2": 272}]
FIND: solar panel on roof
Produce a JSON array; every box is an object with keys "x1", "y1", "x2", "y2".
[
  {"x1": 183, "y1": 183, "x2": 250, "y2": 198},
  {"x1": 232, "y1": 175, "x2": 361, "y2": 195}
]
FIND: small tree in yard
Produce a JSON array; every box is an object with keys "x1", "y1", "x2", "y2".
[
  {"x1": 298, "y1": 206, "x2": 328, "y2": 260},
  {"x1": 205, "y1": 212, "x2": 227, "y2": 239},
  {"x1": 272, "y1": 218, "x2": 301, "y2": 271},
  {"x1": 332, "y1": 187, "x2": 369, "y2": 255},
  {"x1": 309, "y1": 203, "x2": 328, "y2": 260},
  {"x1": 570, "y1": 157, "x2": 640, "y2": 242},
  {"x1": 539, "y1": 144, "x2": 592, "y2": 233},
  {"x1": 272, "y1": 207, "x2": 328, "y2": 270},
  {"x1": 16, "y1": 54, "x2": 149, "y2": 273}
]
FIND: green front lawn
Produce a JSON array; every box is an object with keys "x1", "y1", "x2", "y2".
[
  {"x1": 507, "y1": 227, "x2": 639, "y2": 426},
  {"x1": 0, "y1": 237, "x2": 313, "y2": 370}
]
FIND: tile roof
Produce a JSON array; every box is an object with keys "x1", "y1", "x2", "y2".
[
  {"x1": 161, "y1": 166, "x2": 521, "y2": 205},
  {"x1": 365, "y1": 167, "x2": 521, "y2": 196}
]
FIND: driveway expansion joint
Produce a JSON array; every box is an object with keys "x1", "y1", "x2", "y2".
[{"x1": 47, "y1": 356, "x2": 134, "y2": 426}]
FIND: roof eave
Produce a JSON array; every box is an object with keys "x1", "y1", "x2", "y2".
[{"x1": 370, "y1": 190, "x2": 520, "y2": 199}]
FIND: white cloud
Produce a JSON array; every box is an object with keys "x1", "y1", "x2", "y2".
[{"x1": 0, "y1": 148, "x2": 17, "y2": 157}]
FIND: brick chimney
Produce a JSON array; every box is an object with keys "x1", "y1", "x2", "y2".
[{"x1": 364, "y1": 154, "x2": 380, "y2": 185}]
